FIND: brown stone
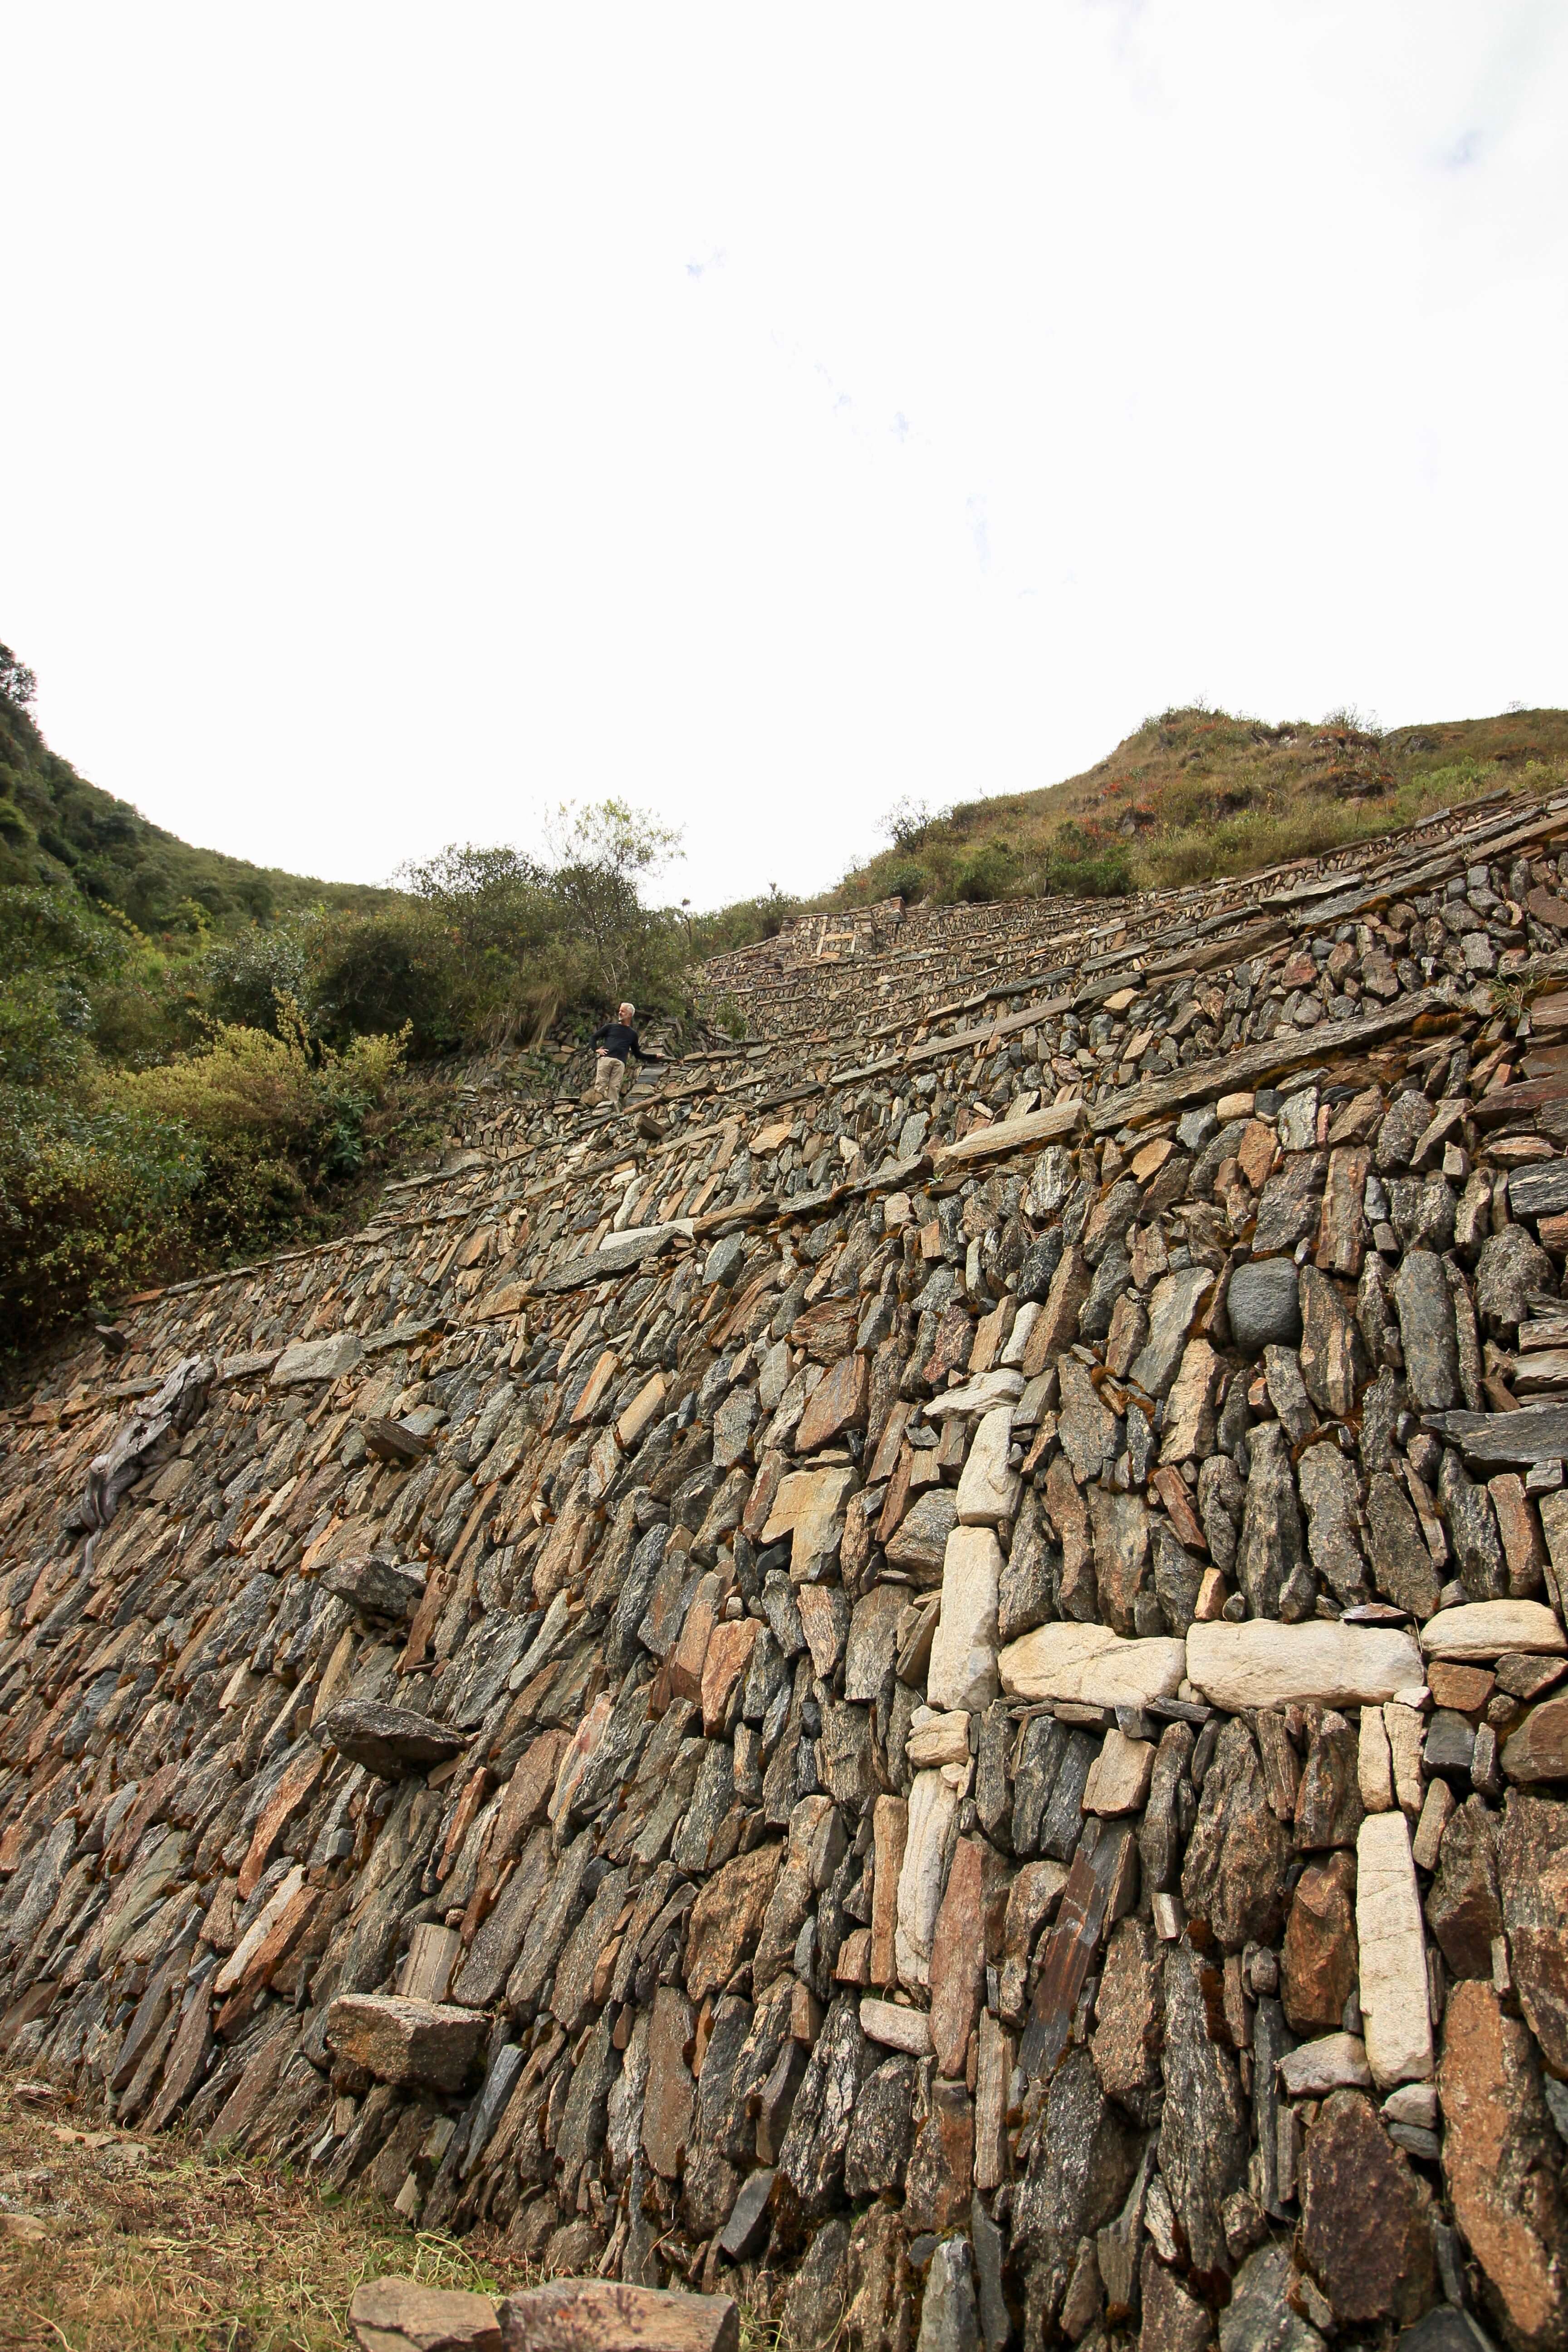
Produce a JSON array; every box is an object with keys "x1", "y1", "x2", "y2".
[
  {"x1": 797, "y1": 1352, "x2": 869, "y2": 1453},
  {"x1": 1314, "y1": 1146, "x2": 1371, "y2": 1279},
  {"x1": 668, "y1": 1573, "x2": 720, "y2": 1705},
  {"x1": 325, "y1": 1996, "x2": 485, "y2": 2094},
  {"x1": 928, "y1": 1837, "x2": 986, "y2": 2079},
  {"x1": 237, "y1": 1745, "x2": 326, "y2": 1898},
  {"x1": 903, "y1": 2078, "x2": 974, "y2": 2230},
  {"x1": 1439, "y1": 1980, "x2": 1568, "y2": 2352},
  {"x1": 1427, "y1": 1660, "x2": 1496, "y2": 1715},
  {"x1": 1297, "y1": 2089, "x2": 1436, "y2": 2325},
  {"x1": 868, "y1": 1797, "x2": 907, "y2": 1988},
  {"x1": 684, "y1": 1842, "x2": 782, "y2": 2004},
  {"x1": 1503, "y1": 1694, "x2": 1568, "y2": 1784},
  {"x1": 1427, "y1": 1796, "x2": 1501, "y2": 1980},
  {"x1": 1293, "y1": 1710, "x2": 1365, "y2": 1851},
  {"x1": 1138, "y1": 2250, "x2": 1213, "y2": 2352},
  {"x1": 351, "y1": 2276, "x2": 501, "y2": 2352},
  {"x1": 317, "y1": 1702, "x2": 467, "y2": 1782},
  {"x1": 1047, "y1": 1452, "x2": 1096, "y2": 1621},
  {"x1": 641, "y1": 1986, "x2": 696, "y2": 2179},
  {"x1": 1496, "y1": 1791, "x2": 1568, "y2": 2077},
  {"x1": 1023, "y1": 1247, "x2": 1092, "y2": 1372},
  {"x1": 1091, "y1": 1916, "x2": 1164, "y2": 2125},
  {"x1": 699, "y1": 1617, "x2": 757, "y2": 1737},
  {"x1": 1488, "y1": 1475, "x2": 1547, "y2": 1598},
  {"x1": 1281, "y1": 1851, "x2": 1359, "y2": 2036},
  {"x1": 1181, "y1": 1720, "x2": 1291, "y2": 1952},
  {"x1": 498, "y1": 2282, "x2": 738, "y2": 2352}
]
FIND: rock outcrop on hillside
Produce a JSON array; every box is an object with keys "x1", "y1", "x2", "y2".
[{"x1": 3, "y1": 787, "x2": 1568, "y2": 2352}]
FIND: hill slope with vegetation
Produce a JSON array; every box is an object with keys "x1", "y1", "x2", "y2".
[
  {"x1": 818, "y1": 701, "x2": 1568, "y2": 911},
  {"x1": 0, "y1": 645, "x2": 394, "y2": 937},
  {"x1": 0, "y1": 645, "x2": 698, "y2": 1363}
]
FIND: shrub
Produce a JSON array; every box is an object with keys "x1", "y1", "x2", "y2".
[
  {"x1": 1046, "y1": 823, "x2": 1132, "y2": 898},
  {"x1": 202, "y1": 921, "x2": 311, "y2": 1032},
  {"x1": 954, "y1": 843, "x2": 1016, "y2": 903},
  {"x1": 0, "y1": 1087, "x2": 197, "y2": 1346},
  {"x1": 120, "y1": 1012, "x2": 407, "y2": 1255}
]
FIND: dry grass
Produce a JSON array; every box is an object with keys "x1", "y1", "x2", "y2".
[{"x1": 0, "y1": 2070, "x2": 515, "y2": 2352}]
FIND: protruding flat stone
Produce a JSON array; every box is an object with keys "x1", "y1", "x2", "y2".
[
  {"x1": 272, "y1": 1332, "x2": 364, "y2": 1385},
  {"x1": 1186, "y1": 1620, "x2": 1423, "y2": 1712},
  {"x1": 315, "y1": 1702, "x2": 467, "y2": 1779},
  {"x1": 923, "y1": 1370, "x2": 1024, "y2": 1420},
  {"x1": 1278, "y1": 2034, "x2": 1373, "y2": 2096},
  {"x1": 326, "y1": 1995, "x2": 485, "y2": 2093},
  {"x1": 760, "y1": 1466, "x2": 858, "y2": 1544},
  {"x1": 998, "y1": 1622, "x2": 1185, "y2": 1710},
  {"x1": 323, "y1": 1555, "x2": 427, "y2": 1620}
]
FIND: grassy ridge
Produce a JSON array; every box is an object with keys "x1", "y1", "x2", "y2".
[{"x1": 816, "y1": 703, "x2": 1568, "y2": 912}]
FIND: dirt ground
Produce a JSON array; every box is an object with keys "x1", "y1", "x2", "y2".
[{"x1": 0, "y1": 2067, "x2": 513, "y2": 2352}]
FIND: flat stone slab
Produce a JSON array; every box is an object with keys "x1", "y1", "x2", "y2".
[
  {"x1": 1278, "y1": 2033, "x2": 1373, "y2": 2096},
  {"x1": 315, "y1": 1701, "x2": 467, "y2": 1779},
  {"x1": 998, "y1": 1622, "x2": 1186, "y2": 1709},
  {"x1": 498, "y1": 2281, "x2": 739, "y2": 2352},
  {"x1": 923, "y1": 1370, "x2": 1025, "y2": 1420},
  {"x1": 326, "y1": 1995, "x2": 485, "y2": 2094},
  {"x1": 350, "y1": 2276, "x2": 501, "y2": 2352},
  {"x1": 860, "y1": 1997, "x2": 934, "y2": 2055},
  {"x1": 1420, "y1": 1598, "x2": 1567, "y2": 1661},
  {"x1": 323, "y1": 1556, "x2": 427, "y2": 1620},
  {"x1": 1186, "y1": 1619, "x2": 1424, "y2": 1711},
  {"x1": 760, "y1": 1465, "x2": 858, "y2": 1544},
  {"x1": 272, "y1": 1332, "x2": 364, "y2": 1385}
]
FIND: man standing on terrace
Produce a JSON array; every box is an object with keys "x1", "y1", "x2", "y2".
[{"x1": 588, "y1": 1003, "x2": 642, "y2": 1105}]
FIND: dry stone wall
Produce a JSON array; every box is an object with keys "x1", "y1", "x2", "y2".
[{"x1": 4, "y1": 784, "x2": 1568, "y2": 2352}]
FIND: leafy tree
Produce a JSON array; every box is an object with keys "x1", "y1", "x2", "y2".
[{"x1": 0, "y1": 644, "x2": 37, "y2": 710}]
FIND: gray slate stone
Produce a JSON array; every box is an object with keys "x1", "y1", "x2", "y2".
[{"x1": 1228, "y1": 1260, "x2": 1303, "y2": 1352}]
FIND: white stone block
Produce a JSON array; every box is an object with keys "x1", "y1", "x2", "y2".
[
  {"x1": 997, "y1": 1622, "x2": 1186, "y2": 1710},
  {"x1": 1356, "y1": 1810, "x2": 1434, "y2": 2088},
  {"x1": 895, "y1": 1768, "x2": 960, "y2": 1988},
  {"x1": 927, "y1": 1525, "x2": 1002, "y2": 1712},
  {"x1": 1185, "y1": 1619, "x2": 1424, "y2": 1711},
  {"x1": 1358, "y1": 1705, "x2": 1394, "y2": 1811},
  {"x1": 1418, "y1": 1598, "x2": 1566, "y2": 1660},
  {"x1": 860, "y1": 1997, "x2": 934, "y2": 2055},
  {"x1": 955, "y1": 1407, "x2": 1021, "y2": 1527}
]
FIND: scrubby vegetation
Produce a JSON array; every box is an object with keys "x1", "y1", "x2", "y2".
[
  {"x1": 0, "y1": 650, "x2": 698, "y2": 1361},
  {"x1": 703, "y1": 703, "x2": 1568, "y2": 940}
]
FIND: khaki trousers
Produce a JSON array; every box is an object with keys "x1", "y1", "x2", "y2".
[{"x1": 591, "y1": 1053, "x2": 627, "y2": 1103}]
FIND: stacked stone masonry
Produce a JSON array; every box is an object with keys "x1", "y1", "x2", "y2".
[{"x1": 4, "y1": 783, "x2": 1568, "y2": 2352}]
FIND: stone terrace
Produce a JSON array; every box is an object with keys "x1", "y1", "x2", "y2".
[{"x1": 1, "y1": 781, "x2": 1568, "y2": 2351}]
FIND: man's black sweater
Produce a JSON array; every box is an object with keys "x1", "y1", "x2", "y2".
[{"x1": 591, "y1": 1020, "x2": 642, "y2": 1062}]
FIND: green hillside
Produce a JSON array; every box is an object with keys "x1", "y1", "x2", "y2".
[{"x1": 0, "y1": 646, "x2": 394, "y2": 936}]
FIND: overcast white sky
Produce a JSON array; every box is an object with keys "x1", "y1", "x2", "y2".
[{"x1": 4, "y1": 4, "x2": 1566, "y2": 912}]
